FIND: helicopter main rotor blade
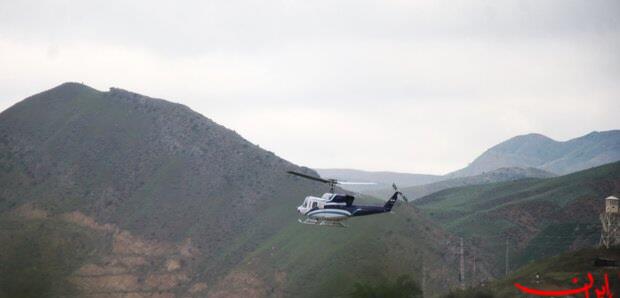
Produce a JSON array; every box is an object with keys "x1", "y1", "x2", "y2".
[
  {"x1": 287, "y1": 171, "x2": 331, "y2": 184},
  {"x1": 391, "y1": 182, "x2": 408, "y2": 202},
  {"x1": 337, "y1": 182, "x2": 377, "y2": 185},
  {"x1": 400, "y1": 193, "x2": 409, "y2": 202}
]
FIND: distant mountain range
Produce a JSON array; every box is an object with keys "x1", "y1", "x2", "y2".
[
  {"x1": 329, "y1": 130, "x2": 620, "y2": 199},
  {"x1": 0, "y1": 83, "x2": 475, "y2": 297},
  {"x1": 448, "y1": 131, "x2": 620, "y2": 177}
]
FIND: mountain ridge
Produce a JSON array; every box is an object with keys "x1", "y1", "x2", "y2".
[
  {"x1": 1, "y1": 82, "x2": 327, "y2": 296},
  {"x1": 448, "y1": 130, "x2": 620, "y2": 177}
]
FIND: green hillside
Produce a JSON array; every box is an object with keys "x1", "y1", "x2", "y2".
[
  {"x1": 415, "y1": 161, "x2": 620, "y2": 274},
  {"x1": 0, "y1": 214, "x2": 110, "y2": 297},
  {"x1": 442, "y1": 247, "x2": 620, "y2": 298},
  {"x1": 0, "y1": 83, "x2": 321, "y2": 283},
  {"x1": 491, "y1": 247, "x2": 619, "y2": 297},
  {"x1": 233, "y1": 198, "x2": 473, "y2": 297}
]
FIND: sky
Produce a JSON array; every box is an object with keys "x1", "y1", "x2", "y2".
[{"x1": 1, "y1": 0, "x2": 619, "y2": 174}]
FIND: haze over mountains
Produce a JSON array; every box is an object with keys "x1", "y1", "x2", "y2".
[{"x1": 0, "y1": 83, "x2": 478, "y2": 297}]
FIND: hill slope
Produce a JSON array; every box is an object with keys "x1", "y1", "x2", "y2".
[
  {"x1": 0, "y1": 83, "x2": 476, "y2": 297},
  {"x1": 489, "y1": 248, "x2": 620, "y2": 297},
  {"x1": 415, "y1": 161, "x2": 620, "y2": 272},
  {"x1": 448, "y1": 131, "x2": 620, "y2": 177},
  {"x1": 0, "y1": 82, "x2": 326, "y2": 296},
  {"x1": 215, "y1": 198, "x2": 481, "y2": 297}
]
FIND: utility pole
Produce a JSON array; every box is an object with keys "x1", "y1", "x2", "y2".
[
  {"x1": 421, "y1": 255, "x2": 426, "y2": 297},
  {"x1": 505, "y1": 239, "x2": 510, "y2": 277},
  {"x1": 472, "y1": 254, "x2": 476, "y2": 286},
  {"x1": 459, "y1": 237, "x2": 465, "y2": 289}
]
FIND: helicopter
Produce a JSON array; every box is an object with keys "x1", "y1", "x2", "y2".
[{"x1": 287, "y1": 171, "x2": 408, "y2": 227}]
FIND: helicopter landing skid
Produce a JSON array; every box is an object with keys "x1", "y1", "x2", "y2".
[{"x1": 298, "y1": 218, "x2": 347, "y2": 228}]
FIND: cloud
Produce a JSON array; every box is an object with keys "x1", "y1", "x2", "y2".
[{"x1": 0, "y1": 0, "x2": 618, "y2": 174}]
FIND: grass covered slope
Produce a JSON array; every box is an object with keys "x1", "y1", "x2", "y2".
[
  {"x1": 0, "y1": 213, "x2": 110, "y2": 297},
  {"x1": 415, "y1": 162, "x2": 620, "y2": 272},
  {"x1": 0, "y1": 83, "x2": 331, "y2": 296},
  {"x1": 489, "y1": 247, "x2": 620, "y2": 297},
  {"x1": 234, "y1": 199, "x2": 478, "y2": 297}
]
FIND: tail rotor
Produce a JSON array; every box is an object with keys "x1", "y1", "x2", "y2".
[{"x1": 392, "y1": 183, "x2": 408, "y2": 202}]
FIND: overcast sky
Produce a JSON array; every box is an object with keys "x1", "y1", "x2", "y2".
[{"x1": 1, "y1": 0, "x2": 618, "y2": 174}]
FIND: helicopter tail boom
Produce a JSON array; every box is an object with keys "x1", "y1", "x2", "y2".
[{"x1": 383, "y1": 191, "x2": 400, "y2": 212}]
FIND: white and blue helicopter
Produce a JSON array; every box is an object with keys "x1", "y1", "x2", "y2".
[{"x1": 288, "y1": 171, "x2": 408, "y2": 227}]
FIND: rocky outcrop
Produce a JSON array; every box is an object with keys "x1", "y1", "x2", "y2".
[{"x1": 10, "y1": 205, "x2": 205, "y2": 297}]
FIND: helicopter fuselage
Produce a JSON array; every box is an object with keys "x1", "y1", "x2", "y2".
[{"x1": 297, "y1": 192, "x2": 399, "y2": 224}]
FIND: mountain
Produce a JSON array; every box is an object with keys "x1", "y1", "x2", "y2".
[
  {"x1": 448, "y1": 131, "x2": 620, "y2": 177},
  {"x1": 0, "y1": 82, "x2": 323, "y2": 297},
  {"x1": 0, "y1": 83, "x2": 477, "y2": 297},
  {"x1": 414, "y1": 161, "x2": 620, "y2": 272},
  {"x1": 314, "y1": 168, "x2": 443, "y2": 193},
  {"x1": 370, "y1": 167, "x2": 556, "y2": 200}
]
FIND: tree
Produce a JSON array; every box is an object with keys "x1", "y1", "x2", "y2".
[{"x1": 349, "y1": 275, "x2": 423, "y2": 298}]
